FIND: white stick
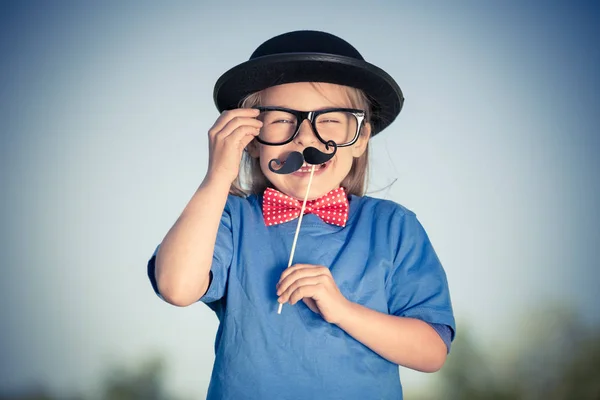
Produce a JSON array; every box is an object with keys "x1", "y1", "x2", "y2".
[{"x1": 278, "y1": 165, "x2": 316, "y2": 314}]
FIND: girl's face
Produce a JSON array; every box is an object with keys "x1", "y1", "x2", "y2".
[{"x1": 249, "y1": 82, "x2": 370, "y2": 200}]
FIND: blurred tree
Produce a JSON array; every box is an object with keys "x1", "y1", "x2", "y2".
[
  {"x1": 434, "y1": 308, "x2": 600, "y2": 400},
  {"x1": 0, "y1": 355, "x2": 187, "y2": 400},
  {"x1": 0, "y1": 394, "x2": 56, "y2": 400},
  {"x1": 437, "y1": 325, "x2": 519, "y2": 400},
  {"x1": 3, "y1": 308, "x2": 599, "y2": 399},
  {"x1": 0, "y1": 391, "x2": 84, "y2": 400},
  {"x1": 544, "y1": 328, "x2": 600, "y2": 400},
  {"x1": 99, "y1": 356, "x2": 171, "y2": 400}
]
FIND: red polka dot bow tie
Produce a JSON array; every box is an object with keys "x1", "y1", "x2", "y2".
[{"x1": 262, "y1": 187, "x2": 349, "y2": 227}]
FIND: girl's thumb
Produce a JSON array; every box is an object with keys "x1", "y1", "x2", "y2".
[{"x1": 240, "y1": 131, "x2": 257, "y2": 151}]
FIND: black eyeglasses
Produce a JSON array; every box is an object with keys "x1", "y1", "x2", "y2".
[{"x1": 254, "y1": 106, "x2": 366, "y2": 147}]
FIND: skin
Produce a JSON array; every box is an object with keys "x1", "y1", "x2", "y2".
[
  {"x1": 248, "y1": 82, "x2": 369, "y2": 200},
  {"x1": 155, "y1": 82, "x2": 447, "y2": 373},
  {"x1": 155, "y1": 108, "x2": 262, "y2": 306}
]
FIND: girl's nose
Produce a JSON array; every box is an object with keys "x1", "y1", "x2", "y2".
[{"x1": 294, "y1": 120, "x2": 318, "y2": 146}]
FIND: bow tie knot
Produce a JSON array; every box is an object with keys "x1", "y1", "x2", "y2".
[{"x1": 262, "y1": 187, "x2": 349, "y2": 227}]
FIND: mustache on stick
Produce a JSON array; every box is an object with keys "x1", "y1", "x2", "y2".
[{"x1": 268, "y1": 142, "x2": 337, "y2": 175}]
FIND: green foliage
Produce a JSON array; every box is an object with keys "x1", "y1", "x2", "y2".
[
  {"x1": 437, "y1": 327, "x2": 519, "y2": 400},
  {"x1": 433, "y1": 309, "x2": 600, "y2": 400},
  {"x1": 545, "y1": 331, "x2": 600, "y2": 400},
  {"x1": 0, "y1": 355, "x2": 186, "y2": 400},
  {"x1": 99, "y1": 356, "x2": 171, "y2": 400},
  {"x1": 2, "y1": 307, "x2": 599, "y2": 399}
]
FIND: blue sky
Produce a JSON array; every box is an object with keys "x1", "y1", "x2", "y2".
[{"x1": 1, "y1": 1, "x2": 599, "y2": 397}]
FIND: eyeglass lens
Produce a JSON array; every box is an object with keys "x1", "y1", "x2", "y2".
[{"x1": 257, "y1": 110, "x2": 358, "y2": 145}]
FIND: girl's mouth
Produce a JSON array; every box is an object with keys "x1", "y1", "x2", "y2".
[{"x1": 294, "y1": 159, "x2": 331, "y2": 174}]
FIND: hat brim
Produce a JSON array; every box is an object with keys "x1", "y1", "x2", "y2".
[{"x1": 213, "y1": 53, "x2": 404, "y2": 136}]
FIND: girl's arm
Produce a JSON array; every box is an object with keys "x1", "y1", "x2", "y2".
[
  {"x1": 154, "y1": 109, "x2": 261, "y2": 307},
  {"x1": 335, "y1": 302, "x2": 448, "y2": 372},
  {"x1": 154, "y1": 176, "x2": 231, "y2": 306},
  {"x1": 276, "y1": 264, "x2": 449, "y2": 372}
]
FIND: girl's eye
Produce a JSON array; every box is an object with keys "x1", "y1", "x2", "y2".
[
  {"x1": 317, "y1": 112, "x2": 346, "y2": 124},
  {"x1": 260, "y1": 110, "x2": 296, "y2": 125}
]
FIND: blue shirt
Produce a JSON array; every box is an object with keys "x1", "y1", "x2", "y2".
[{"x1": 148, "y1": 193, "x2": 455, "y2": 400}]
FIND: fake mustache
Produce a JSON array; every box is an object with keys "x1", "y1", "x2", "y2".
[{"x1": 268, "y1": 141, "x2": 337, "y2": 175}]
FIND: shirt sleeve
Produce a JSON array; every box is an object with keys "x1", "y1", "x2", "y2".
[
  {"x1": 201, "y1": 200, "x2": 234, "y2": 304},
  {"x1": 428, "y1": 323, "x2": 453, "y2": 353},
  {"x1": 146, "y1": 197, "x2": 235, "y2": 306},
  {"x1": 147, "y1": 245, "x2": 163, "y2": 300},
  {"x1": 386, "y1": 212, "x2": 456, "y2": 344}
]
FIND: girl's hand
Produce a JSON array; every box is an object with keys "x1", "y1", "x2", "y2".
[
  {"x1": 206, "y1": 108, "x2": 262, "y2": 183},
  {"x1": 276, "y1": 264, "x2": 352, "y2": 325}
]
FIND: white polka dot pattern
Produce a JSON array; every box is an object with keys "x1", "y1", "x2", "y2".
[{"x1": 262, "y1": 187, "x2": 349, "y2": 227}]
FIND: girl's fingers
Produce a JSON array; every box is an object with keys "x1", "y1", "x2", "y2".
[
  {"x1": 286, "y1": 284, "x2": 321, "y2": 305},
  {"x1": 277, "y1": 270, "x2": 329, "y2": 298},
  {"x1": 277, "y1": 264, "x2": 329, "y2": 291},
  {"x1": 223, "y1": 124, "x2": 260, "y2": 150},
  {"x1": 239, "y1": 129, "x2": 259, "y2": 150},
  {"x1": 222, "y1": 115, "x2": 263, "y2": 137},
  {"x1": 211, "y1": 116, "x2": 262, "y2": 141},
  {"x1": 278, "y1": 276, "x2": 323, "y2": 302},
  {"x1": 211, "y1": 108, "x2": 259, "y2": 131},
  {"x1": 205, "y1": 109, "x2": 261, "y2": 183},
  {"x1": 278, "y1": 264, "x2": 317, "y2": 281},
  {"x1": 209, "y1": 108, "x2": 261, "y2": 138},
  {"x1": 302, "y1": 298, "x2": 320, "y2": 314}
]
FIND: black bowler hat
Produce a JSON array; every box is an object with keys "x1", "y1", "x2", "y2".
[{"x1": 213, "y1": 30, "x2": 404, "y2": 136}]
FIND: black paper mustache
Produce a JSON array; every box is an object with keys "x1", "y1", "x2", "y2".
[{"x1": 268, "y1": 141, "x2": 337, "y2": 174}]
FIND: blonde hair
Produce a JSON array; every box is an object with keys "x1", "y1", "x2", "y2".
[{"x1": 230, "y1": 83, "x2": 373, "y2": 197}]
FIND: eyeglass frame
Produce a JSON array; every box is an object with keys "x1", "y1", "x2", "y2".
[{"x1": 252, "y1": 106, "x2": 366, "y2": 147}]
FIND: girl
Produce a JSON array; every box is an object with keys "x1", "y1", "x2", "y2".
[{"x1": 147, "y1": 30, "x2": 455, "y2": 400}]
